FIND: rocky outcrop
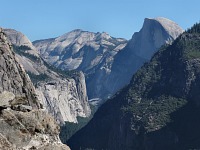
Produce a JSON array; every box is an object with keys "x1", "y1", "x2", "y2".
[
  {"x1": 0, "y1": 28, "x2": 70, "y2": 149},
  {"x1": 33, "y1": 30, "x2": 127, "y2": 100},
  {"x1": 0, "y1": 28, "x2": 40, "y2": 109},
  {"x1": 0, "y1": 109, "x2": 70, "y2": 150},
  {"x1": 4, "y1": 28, "x2": 91, "y2": 124}
]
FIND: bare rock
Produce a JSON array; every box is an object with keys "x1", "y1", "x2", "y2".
[
  {"x1": 33, "y1": 30, "x2": 127, "y2": 100},
  {"x1": 3, "y1": 28, "x2": 39, "y2": 57},
  {"x1": 0, "y1": 109, "x2": 70, "y2": 149},
  {"x1": 0, "y1": 133, "x2": 15, "y2": 150},
  {"x1": 0, "y1": 29, "x2": 70, "y2": 150},
  {"x1": 36, "y1": 72, "x2": 91, "y2": 124},
  {"x1": 0, "y1": 30, "x2": 40, "y2": 109},
  {"x1": 2, "y1": 28, "x2": 91, "y2": 124},
  {"x1": 0, "y1": 91, "x2": 15, "y2": 108}
]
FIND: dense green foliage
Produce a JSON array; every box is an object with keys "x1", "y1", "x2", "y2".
[
  {"x1": 182, "y1": 35, "x2": 200, "y2": 59},
  {"x1": 27, "y1": 72, "x2": 49, "y2": 85},
  {"x1": 68, "y1": 22, "x2": 200, "y2": 150},
  {"x1": 60, "y1": 105, "x2": 97, "y2": 143},
  {"x1": 42, "y1": 59, "x2": 78, "y2": 79},
  {"x1": 12, "y1": 45, "x2": 40, "y2": 62},
  {"x1": 182, "y1": 22, "x2": 200, "y2": 59},
  {"x1": 187, "y1": 22, "x2": 200, "y2": 34},
  {"x1": 60, "y1": 117, "x2": 92, "y2": 142},
  {"x1": 123, "y1": 23, "x2": 200, "y2": 131},
  {"x1": 123, "y1": 96, "x2": 187, "y2": 131},
  {"x1": 13, "y1": 44, "x2": 78, "y2": 81},
  {"x1": 13, "y1": 45, "x2": 32, "y2": 50}
]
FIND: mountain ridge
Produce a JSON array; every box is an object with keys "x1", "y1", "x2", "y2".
[
  {"x1": 33, "y1": 17, "x2": 183, "y2": 101},
  {"x1": 33, "y1": 29, "x2": 128, "y2": 101},
  {"x1": 68, "y1": 22, "x2": 200, "y2": 150},
  {"x1": 94, "y1": 17, "x2": 183, "y2": 99}
]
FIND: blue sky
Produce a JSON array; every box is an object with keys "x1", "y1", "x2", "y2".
[{"x1": 0, "y1": 0, "x2": 199, "y2": 41}]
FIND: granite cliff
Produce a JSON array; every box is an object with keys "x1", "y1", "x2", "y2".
[
  {"x1": 100, "y1": 17, "x2": 183, "y2": 100},
  {"x1": 4, "y1": 28, "x2": 91, "y2": 124},
  {"x1": 0, "y1": 28, "x2": 70, "y2": 150}
]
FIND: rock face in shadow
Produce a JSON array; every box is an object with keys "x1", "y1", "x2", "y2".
[
  {"x1": 129, "y1": 17, "x2": 183, "y2": 60},
  {"x1": 68, "y1": 23, "x2": 200, "y2": 150},
  {"x1": 100, "y1": 17, "x2": 183, "y2": 100},
  {"x1": 4, "y1": 28, "x2": 91, "y2": 124},
  {"x1": 0, "y1": 28, "x2": 70, "y2": 150}
]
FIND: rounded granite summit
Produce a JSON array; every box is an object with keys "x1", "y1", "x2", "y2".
[{"x1": 145, "y1": 17, "x2": 184, "y2": 39}]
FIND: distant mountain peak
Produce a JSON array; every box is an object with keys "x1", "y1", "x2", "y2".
[
  {"x1": 144, "y1": 17, "x2": 184, "y2": 39},
  {"x1": 129, "y1": 17, "x2": 184, "y2": 60},
  {"x1": 96, "y1": 31, "x2": 111, "y2": 40},
  {"x1": 71, "y1": 29, "x2": 83, "y2": 32},
  {"x1": 33, "y1": 29, "x2": 127, "y2": 100}
]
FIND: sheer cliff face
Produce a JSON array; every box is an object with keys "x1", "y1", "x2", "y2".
[
  {"x1": 0, "y1": 28, "x2": 70, "y2": 150},
  {"x1": 0, "y1": 28, "x2": 40, "y2": 109},
  {"x1": 4, "y1": 29, "x2": 91, "y2": 124},
  {"x1": 36, "y1": 72, "x2": 91, "y2": 124},
  {"x1": 129, "y1": 17, "x2": 183, "y2": 60},
  {"x1": 68, "y1": 23, "x2": 200, "y2": 150},
  {"x1": 102, "y1": 17, "x2": 184, "y2": 99},
  {"x1": 33, "y1": 17, "x2": 183, "y2": 100}
]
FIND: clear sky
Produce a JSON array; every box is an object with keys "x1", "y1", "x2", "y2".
[{"x1": 0, "y1": 0, "x2": 199, "y2": 41}]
